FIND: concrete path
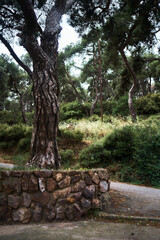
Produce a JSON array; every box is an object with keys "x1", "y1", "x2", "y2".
[
  {"x1": 108, "y1": 181, "x2": 160, "y2": 217},
  {"x1": 0, "y1": 220, "x2": 160, "y2": 240},
  {"x1": 0, "y1": 163, "x2": 15, "y2": 169}
]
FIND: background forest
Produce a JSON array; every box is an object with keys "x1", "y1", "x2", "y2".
[{"x1": 0, "y1": 0, "x2": 160, "y2": 188}]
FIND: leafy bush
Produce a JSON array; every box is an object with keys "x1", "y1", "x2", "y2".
[
  {"x1": 103, "y1": 115, "x2": 112, "y2": 123},
  {"x1": 103, "y1": 126, "x2": 134, "y2": 162},
  {"x1": 60, "y1": 129, "x2": 84, "y2": 142},
  {"x1": 16, "y1": 137, "x2": 31, "y2": 152},
  {"x1": 60, "y1": 101, "x2": 85, "y2": 121},
  {"x1": 133, "y1": 131, "x2": 160, "y2": 186},
  {"x1": 5, "y1": 124, "x2": 26, "y2": 141},
  {"x1": 103, "y1": 100, "x2": 117, "y2": 115},
  {"x1": 88, "y1": 114, "x2": 100, "y2": 122},
  {"x1": 79, "y1": 126, "x2": 134, "y2": 168},
  {"x1": 135, "y1": 93, "x2": 160, "y2": 115},
  {"x1": 79, "y1": 142, "x2": 111, "y2": 168},
  {"x1": 0, "y1": 124, "x2": 32, "y2": 150},
  {"x1": 60, "y1": 149, "x2": 75, "y2": 168},
  {"x1": 78, "y1": 124, "x2": 160, "y2": 186},
  {"x1": 0, "y1": 110, "x2": 22, "y2": 125},
  {"x1": 24, "y1": 126, "x2": 33, "y2": 138},
  {"x1": 26, "y1": 111, "x2": 34, "y2": 125},
  {"x1": 112, "y1": 95, "x2": 130, "y2": 116}
]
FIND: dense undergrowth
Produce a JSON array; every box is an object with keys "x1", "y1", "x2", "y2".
[
  {"x1": 0, "y1": 93, "x2": 160, "y2": 187},
  {"x1": 0, "y1": 114, "x2": 160, "y2": 187}
]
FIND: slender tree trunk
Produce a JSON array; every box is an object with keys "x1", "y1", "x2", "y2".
[
  {"x1": 148, "y1": 75, "x2": 152, "y2": 93},
  {"x1": 120, "y1": 49, "x2": 137, "y2": 122},
  {"x1": 90, "y1": 45, "x2": 100, "y2": 117},
  {"x1": 139, "y1": 80, "x2": 145, "y2": 96},
  {"x1": 12, "y1": 76, "x2": 28, "y2": 124},
  {"x1": 90, "y1": 91, "x2": 99, "y2": 116},
  {"x1": 98, "y1": 40, "x2": 103, "y2": 122},
  {"x1": 19, "y1": 94, "x2": 28, "y2": 124}
]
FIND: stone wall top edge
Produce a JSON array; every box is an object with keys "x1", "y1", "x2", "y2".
[{"x1": 0, "y1": 168, "x2": 107, "y2": 173}]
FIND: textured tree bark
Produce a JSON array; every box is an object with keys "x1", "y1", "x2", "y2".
[
  {"x1": 27, "y1": 61, "x2": 60, "y2": 169},
  {"x1": 120, "y1": 49, "x2": 137, "y2": 122}
]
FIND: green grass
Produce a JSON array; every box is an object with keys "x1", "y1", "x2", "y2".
[{"x1": 59, "y1": 117, "x2": 130, "y2": 142}]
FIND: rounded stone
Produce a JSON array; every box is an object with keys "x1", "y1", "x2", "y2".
[
  {"x1": 99, "y1": 181, "x2": 108, "y2": 192},
  {"x1": 58, "y1": 175, "x2": 71, "y2": 189},
  {"x1": 32, "y1": 192, "x2": 50, "y2": 205},
  {"x1": 12, "y1": 207, "x2": 31, "y2": 223},
  {"x1": 83, "y1": 185, "x2": 96, "y2": 200},
  {"x1": 54, "y1": 173, "x2": 63, "y2": 182},
  {"x1": 47, "y1": 178, "x2": 57, "y2": 192},
  {"x1": 8, "y1": 195, "x2": 20, "y2": 209}
]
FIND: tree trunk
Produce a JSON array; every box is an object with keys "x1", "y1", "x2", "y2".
[
  {"x1": 12, "y1": 75, "x2": 28, "y2": 124},
  {"x1": 90, "y1": 93, "x2": 99, "y2": 116},
  {"x1": 19, "y1": 94, "x2": 28, "y2": 124},
  {"x1": 98, "y1": 40, "x2": 103, "y2": 122},
  {"x1": 120, "y1": 49, "x2": 137, "y2": 122},
  {"x1": 15, "y1": 0, "x2": 75, "y2": 169},
  {"x1": 27, "y1": 61, "x2": 60, "y2": 169}
]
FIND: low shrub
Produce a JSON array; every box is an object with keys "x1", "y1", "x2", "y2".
[
  {"x1": 135, "y1": 93, "x2": 160, "y2": 115},
  {"x1": 103, "y1": 125, "x2": 134, "y2": 162},
  {"x1": 78, "y1": 124, "x2": 160, "y2": 187},
  {"x1": 79, "y1": 142, "x2": 111, "y2": 168},
  {"x1": 60, "y1": 149, "x2": 74, "y2": 162},
  {"x1": 26, "y1": 111, "x2": 34, "y2": 125},
  {"x1": 112, "y1": 95, "x2": 130, "y2": 116},
  {"x1": 133, "y1": 133, "x2": 160, "y2": 186},
  {"x1": 60, "y1": 100, "x2": 85, "y2": 121},
  {"x1": 16, "y1": 137, "x2": 31, "y2": 152},
  {"x1": 60, "y1": 129, "x2": 84, "y2": 142},
  {"x1": 0, "y1": 124, "x2": 32, "y2": 150},
  {"x1": 0, "y1": 110, "x2": 22, "y2": 125},
  {"x1": 60, "y1": 149, "x2": 75, "y2": 169},
  {"x1": 103, "y1": 115, "x2": 112, "y2": 123},
  {"x1": 88, "y1": 114, "x2": 100, "y2": 122},
  {"x1": 24, "y1": 126, "x2": 33, "y2": 138},
  {"x1": 5, "y1": 124, "x2": 26, "y2": 141}
]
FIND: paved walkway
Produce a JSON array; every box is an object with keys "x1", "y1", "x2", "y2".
[
  {"x1": 108, "y1": 181, "x2": 160, "y2": 217},
  {"x1": 0, "y1": 220, "x2": 160, "y2": 240}
]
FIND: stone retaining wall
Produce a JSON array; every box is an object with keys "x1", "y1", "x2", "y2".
[{"x1": 0, "y1": 169, "x2": 109, "y2": 224}]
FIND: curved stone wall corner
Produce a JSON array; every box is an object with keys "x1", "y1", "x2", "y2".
[{"x1": 0, "y1": 169, "x2": 109, "y2": 224}]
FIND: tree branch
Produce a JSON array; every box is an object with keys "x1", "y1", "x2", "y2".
[
  {"x1": 151, "y1": 28, "x2": 160, "y2": 35},
  {"x1": 16, "y1": 0, "x2": 41, "y2": 34},
  {"x1": 121, "y1": 21, "x2": 138, "y2": 50},
  {"x1": 0, "y1": 34, "x2": 33, "y2": 78},
  {"x1": 65, "y1": 0, "x2": 76, "y2": 12},
  {"x1": 144, "y1": 57, "x2": 160, "y2": 62},
  {"x1": 10, "y1": 75, "x2": 21, "y2": 96}
]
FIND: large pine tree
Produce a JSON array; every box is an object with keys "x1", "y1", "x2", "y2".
[{"x1": 0, "y1": 0, "x2": 75, "y2": 168}]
